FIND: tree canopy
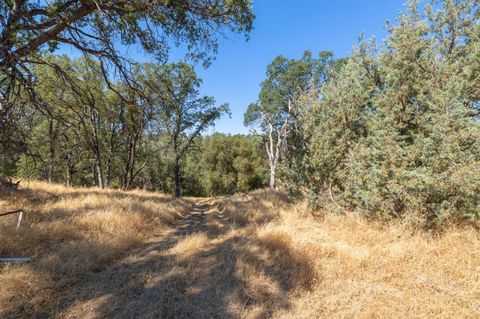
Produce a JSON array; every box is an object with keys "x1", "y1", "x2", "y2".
[
  {"x1": 139, "y1": 62, "x2": 229, "y2": 197},
  {"x1": 0, "y1": 0, "x2": 254, "y2": 76}
]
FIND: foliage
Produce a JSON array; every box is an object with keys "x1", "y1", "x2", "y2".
[
  {"x1": 11, "y1": 57, "x2": 266, "y2": 197},
  {"x1": 200, "y1": 133, "x2": 267, "y2": 195},
  {"x1": 0, "y1": 0, "x2": 254, "y2": 99},
  {"x1": 139, "y1": 62, "x2": 229, "y2": 197},
  {"x1": 299, "y1": 0, "x2": 480, "y2": 226},
  {"x1": 0, "y1": 0, "x2": 255, "y2": 182},
  {"x1": 245, "y1": 51, "x2": 336, "y2": 190}
]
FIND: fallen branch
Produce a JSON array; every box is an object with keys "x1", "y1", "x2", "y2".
[
  {"x1": 0, "y1": 209, "x2": 22, "y2": 217},
  {"x1": 0, "y1": 177, "x2": 22, "y2": 190}
]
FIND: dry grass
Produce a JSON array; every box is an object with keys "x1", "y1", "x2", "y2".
[
  {"x1": 272, "y1": 209, "x2": 480, "y2": 318},
  {"x1": 1, "y1": 182, "x2": 479, "y2": 318},
  {"x1": 0, "y1": 181, "x2": 190, "y2": 317}
]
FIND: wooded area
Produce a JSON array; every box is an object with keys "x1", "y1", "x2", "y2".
[
  {"x1": 1, "y1": 0, "x2": 479, "y2": 227},
  {"x1": 1, "y1": 1, "x2": 480, "y2": 318}
]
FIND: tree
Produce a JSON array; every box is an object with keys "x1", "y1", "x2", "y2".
[
  {"x1": 104, "y1": 81, "x2": 151, "y2": 190},
  {"x1": 141, "y1": 62, "x2": 229, "y2": 197},
  {"x1": 299, "y1": 0, "x2": 480, "y2": 226},
  {"x1": 0, "y1": 0, "x2": 254, "y2": 181},
  {"x1": 0, "y1": 0, "x2": 254, "y2": 98},
  {"x1": 298, "y1": 39, "x2": 379, "y2": 209},
  {"x1": 200, "y1": 133, "x2": 266, "y2": 195},
  {"x1": 245, "y1": 51, "x2": 334, "y2": 190},
  {"x1": 32, "y1": 56, "x2": 112, "y2": 188}
]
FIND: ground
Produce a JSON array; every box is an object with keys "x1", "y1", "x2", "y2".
[{"x1": 1, "y1": 181, "x2": 479, "y2": 318}]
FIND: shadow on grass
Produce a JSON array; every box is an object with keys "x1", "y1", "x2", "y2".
[{"x1": 1, "y1": 189, "x2": 306, "y2": 319}]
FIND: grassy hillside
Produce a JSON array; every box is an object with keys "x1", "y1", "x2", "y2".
[{"x1": 1, "y1": 182, "x2": 479, "y2": 318}]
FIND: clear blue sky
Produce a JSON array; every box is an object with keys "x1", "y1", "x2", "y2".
[{"x1": 194, "y1": 0, "x2": 407, "y2": 134}]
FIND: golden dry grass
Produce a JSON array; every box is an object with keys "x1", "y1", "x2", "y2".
[
  {"x1": 1, "y1": 182, "x2": 479, "y2": 318},
  {"x1": 0, "y1": 181, "x2": 190, "y2": 317}
]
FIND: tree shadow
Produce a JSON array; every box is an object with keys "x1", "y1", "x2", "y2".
[
  {"x1": 54, "y1": 232, "x2": 312, "y2": 318},
  {"x1": 1, "y1": 190, "x2": 308, "y2": 319}
]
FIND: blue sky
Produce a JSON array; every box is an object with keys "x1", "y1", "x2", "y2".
[
  {"x1": 59, "y1": 1, "x2": 408, "y2": 134},
  {"x1": 194, "y1": 0, "x2": 407, "y2": 134}
]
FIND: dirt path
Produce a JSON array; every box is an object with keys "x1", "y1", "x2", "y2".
[
  {"x1": 55, "y1": 197, "x2": 298, "y2": 319},
  {"x1": 174, "y1": 200, "x2": 230, "y2": 235},
  {"x1": 175, "y1": 202, "x2": 210, "y2": 235},
  {"x1": 58, "y1": 199, "x2": 239, "y2": 319}
]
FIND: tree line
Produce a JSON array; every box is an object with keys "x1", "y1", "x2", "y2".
[
  {"x1": 2, "y1": 56, "x2": 266, "y2": 196},
  {"x1": 1, "y1": 0, "x2": 479, "y2": 226},
  {"x1": 0, "y1": 0, "x2": 257, "y2": 197}
]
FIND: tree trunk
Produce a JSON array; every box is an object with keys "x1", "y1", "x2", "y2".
[
  {"x1": 269, "y1": 165, "x2": 276, "y2": 190},
  {"x1": 96, "y1": 159, "x2": 104, "y2": 189},
  {"x1": 105, "y1": 158, "x2": 111, "y2": 188},
  {"x1": 105, "y1": 124, "x2": 118, "y2": 188},
  {"x1": 66, "y1": 168, "x2": 72, "y2": 187},
  {"x1": 91, "y1": 160, "x2": 97, "y2": 186},
  {"x1": 174, "y1": 159, "x2": 181, "y2": 198},
  {"x1": 92, "y1": 137, "x2": 105, "y2": 188},
  {"x1": 66, "y1": 153, "x2": 74, "y2": 187},
  {"x1": 47, "y1": 120, "x2": 55, "y2": 183},
  {"x1": 89, "y1": 109, "x2": 104, "y2": 188},
  {"x1": 121, "y1": 135, "x2": 138, "y2": 190}
]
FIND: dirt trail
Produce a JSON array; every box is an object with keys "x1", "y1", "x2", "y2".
[
  {"x1": 175, "y1": 201, "x2": 211, "y2": 234},
  {"x1": 3, "y1": 189, "x2": 304, "y2": 319},
  {"x1": 57, "y1": 199, "x2": 246, "y2": 319},
  {"x1": 174, "y1": 199, "x2": 230, "y2": 235}
]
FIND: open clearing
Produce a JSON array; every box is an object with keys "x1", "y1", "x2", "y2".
[{"x1": 1, "y1": 181, "x2": 480, "y2": 318}]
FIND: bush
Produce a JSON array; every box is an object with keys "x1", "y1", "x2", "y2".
[{"x1": 300, "y1": 1, "x2": 480, "y2": 227}]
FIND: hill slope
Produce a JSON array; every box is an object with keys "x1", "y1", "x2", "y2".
[{"x1": 1, "y1": 182, "x2": 479, "y2": 318}]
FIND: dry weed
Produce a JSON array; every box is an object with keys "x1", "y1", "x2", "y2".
[{"x1": 1, "y1": 182, "x2": 479, "y2": 318}]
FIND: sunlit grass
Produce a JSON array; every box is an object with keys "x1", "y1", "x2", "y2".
[{"x1": 1, "y1": 181, "x2": 479, "y2": 318}]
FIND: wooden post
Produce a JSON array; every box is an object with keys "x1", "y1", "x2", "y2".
[
  {"x1": 0, "y1": 209, "x2": 24, "y2": 230},
  {"x1": 0, "y1": 210, "x2": 30, "y2": 263},
  {"x1": 16, "y1": 210, "x2": 23, "y2": 230}
]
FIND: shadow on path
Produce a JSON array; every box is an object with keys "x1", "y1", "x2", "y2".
[{"x1": 29, "y1": 196, "x2": 306, "y2": 319}]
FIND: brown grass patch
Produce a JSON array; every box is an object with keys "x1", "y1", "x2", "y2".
[
  {"x1": 0, "y1": 181, "x2": 189, "y2": 318},
  {"x1": 1, "y1": 183, "x2": 479, "y2": 318},
  {"x1": 170, "y1": 232, "x2": 209, "y2": 262}
]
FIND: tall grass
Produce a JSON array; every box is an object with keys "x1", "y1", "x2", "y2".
[
  {"x1": 0, "y1": 181, "x2": 190, "y2": 317},
  {"x1": 1, "y1": 182, "x2": 479, "y2": 318}
]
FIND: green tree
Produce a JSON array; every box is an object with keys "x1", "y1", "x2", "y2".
[
  {"x1": 0, "y1": 0, "x2": 254, "y2": 180},
  {"x1": 0, "y1": 0, "x2": 254, "y2": 98},
  {"x1": 301, "y1": 0, "x2": 480, "y2": 226},
  {"x1": 200, "y1": 133, "x2": 266, "y2": 195},
  {"x1": 30, "y1": 56, "x2": 112, "y2": 188},
  {"x1": 140, "y1": 62, "x2": 229, "y2": 197},
  {"x1": 245, "y1": 51, "x2": 334, "y2": 190}
]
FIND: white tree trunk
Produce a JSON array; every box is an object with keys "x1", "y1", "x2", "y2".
[
  {"x1": 261, "y1": 99, "x2": 294, "y2": 192},
  {"x1": 269, "y1": 165, "x2": 276, "y2": 190}
]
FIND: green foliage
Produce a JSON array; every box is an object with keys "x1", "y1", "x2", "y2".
[
  {"x1": 200, "y1": 133, "x2": 267, "y2": 195},
  {"x1": 4, "y1": 0, "x2": 479, "y2": 229},
  {"x1": 0, "y1": 0, "x2": 255, "y2": 97},
  {"x1": 245, "y1": 50, "x2": 334, "y2": 129},
  {"x1": 139, "y1": 62, "x2": 230, "y2": 197},
  {"x1": 245, "y1": 51, "x2": 336, "y2": 190},
  {"x1": 12, "y1": 56, "x2": 266, "y2": 196},
  {"x1": 299, "y1": 0, "x2": 480, "y2": 227}
]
